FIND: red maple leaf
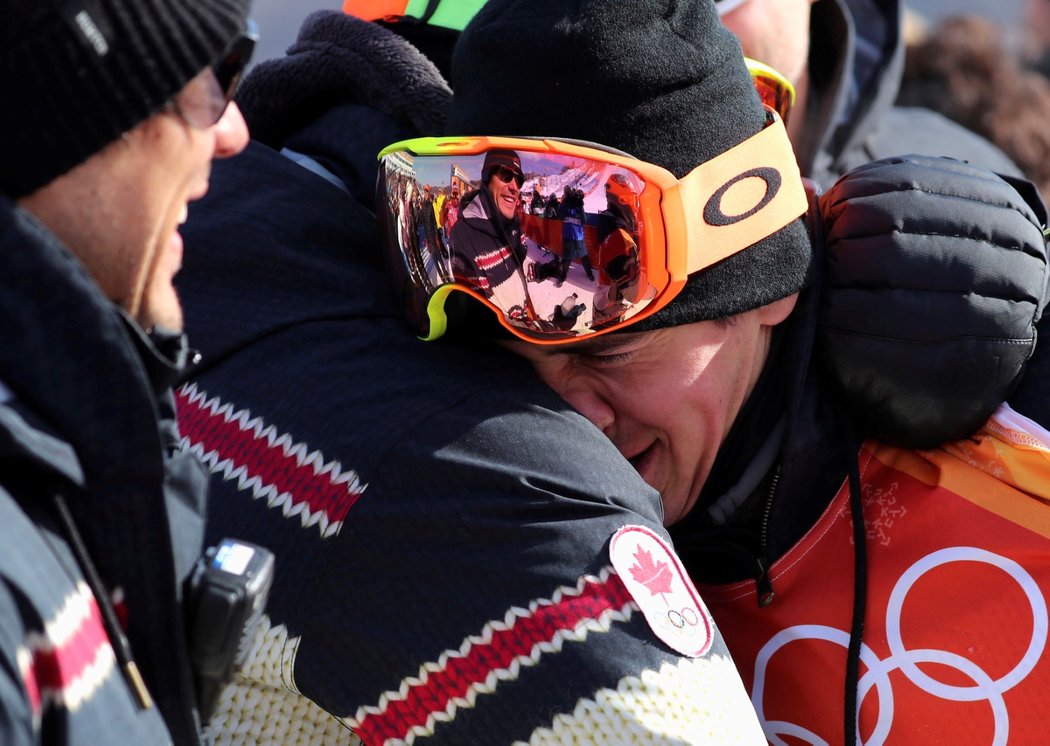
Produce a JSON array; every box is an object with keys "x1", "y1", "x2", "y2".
[{"x1": 629, "y1": 547, "x2": 674, "y2": 604}]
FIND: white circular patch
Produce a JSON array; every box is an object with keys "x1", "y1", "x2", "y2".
[{"x1": 610, "y1": 525, "x2": 714, "y2": 658}]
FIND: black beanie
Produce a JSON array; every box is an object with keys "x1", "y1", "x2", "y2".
[
  {"x1": 446, "y1": 0, "x2": 813, "y2": 327},
  {"x1": 0, "y1": 0, "x2": 252, "y2": 199}
]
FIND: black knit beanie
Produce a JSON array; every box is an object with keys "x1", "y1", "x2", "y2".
[
  {"x1": 446, "y1": 0, "x2": 813, "y2": 327},
  {"x1": 0, "y1": 0, "x2": 252, "y2": 199}
]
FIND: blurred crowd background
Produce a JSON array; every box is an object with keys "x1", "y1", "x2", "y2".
[
  {"x1": 246, "y1": 1, "x2": 1025, "y2": 69},
  {"x1": 246, "y1": 0, "x2": 1050, "y2": 201}
]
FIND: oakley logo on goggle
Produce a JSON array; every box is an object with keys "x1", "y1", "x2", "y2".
[{"x1": 703, "y1": 167, "x2": 782, "y2": 227}]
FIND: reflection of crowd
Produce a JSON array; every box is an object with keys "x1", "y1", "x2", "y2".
[
  {"x1": 384, "y1": 169, "x2": 470, "y2": 287},
  {"x1": 556, "y1": 187, "x2": 593, "y2": 285},
  {"x1": 520, "y1": 174, "x2": 645, "y2": 332},
  {"x1": 388, "y1": 150, "x2": 649, "y2": 336}
]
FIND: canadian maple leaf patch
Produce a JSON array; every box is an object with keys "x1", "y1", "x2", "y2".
[
  {"x1": 610, "y1": 525, "x2": 714, "y2": 658},
  {"x1": 629, "y1": 547, "x2": 675, "y2": 603}
]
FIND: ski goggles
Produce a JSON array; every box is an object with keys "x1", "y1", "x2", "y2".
[{"x1": 377, "y1": 105, "x2": 804, "y2": 347}]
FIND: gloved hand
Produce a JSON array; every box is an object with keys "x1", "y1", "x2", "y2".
[{"x1": 816, "y1": 154, "x2": 1049, "y2": 448}]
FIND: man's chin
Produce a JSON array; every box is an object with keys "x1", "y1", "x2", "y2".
[{"x1": 136, "y1": 300, "x2": 184, "y2": 335}]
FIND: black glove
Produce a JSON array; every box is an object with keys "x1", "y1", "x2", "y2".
[{"x1": 816, "y1": 154, "x2": 1049, "y2": 448}]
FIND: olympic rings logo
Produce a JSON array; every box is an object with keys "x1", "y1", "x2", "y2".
[
  {"x1": 650, "y1": 605, "x2": 711, "y2": 641},
  {"x1": 751, "y1": 547, "x2": 1048, "y2": 746},
  {"x1": 669, "y1": 607, "x2": 700, "y2": 629}
]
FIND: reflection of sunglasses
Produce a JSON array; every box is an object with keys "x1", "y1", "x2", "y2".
[
  {"x1": 376, "y1": 106, "x2": 806, "y2": 345},
  {"x1": 492, "y1": 166, "x2": 524, "y2": 187},
  {"x1": 170, "y1": 19, "x2": 258, "y2": 129}
]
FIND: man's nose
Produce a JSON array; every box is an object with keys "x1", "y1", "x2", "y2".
[
  {"x1": 212, "y1": 101, "x2": 250, "y2": 159},
  {"x1": 549, "y1": 376, "x2": 615, "y2": 436}
]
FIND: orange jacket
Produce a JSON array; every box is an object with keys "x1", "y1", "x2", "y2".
[{"x1": 702, "y1": 406, "x2": 1050, "y2": 743}]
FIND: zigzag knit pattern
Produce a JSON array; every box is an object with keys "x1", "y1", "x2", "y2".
[
  {"x1": 18, "y1": 581, "x2": 117, "y2": 721},
  {"x1": 176, "y1": 383, "x2": 367, "y2": 538},
  {"x1": 345, "y1": 567, "x2": 636, "y2": 745}
]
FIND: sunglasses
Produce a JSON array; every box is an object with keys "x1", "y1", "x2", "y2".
[
  {"x1": 492, "y1": 166, "x2": 525, "y2": 187},
  {"x1": 170, "y1": 19, "x2": 258, "y2": 129}
]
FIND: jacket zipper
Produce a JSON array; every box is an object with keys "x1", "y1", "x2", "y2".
[{"x1": 756, "y1": 464, "x2": 782, "y2": 607}]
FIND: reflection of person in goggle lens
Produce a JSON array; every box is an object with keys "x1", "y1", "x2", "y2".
[{"x1": 444, "y1": 149, "x2": 534, "y2": 323}]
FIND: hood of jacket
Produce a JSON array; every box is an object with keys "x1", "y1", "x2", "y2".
[
  {"x1": 800, "y1": 0, "x2": 1018, "y2": 186},
  {"x1": 796, "y1": 0, "x2": 900, "y2": 184},
  {"x1": 458, "y1": 187, "x2": 515, "y2": 242}
]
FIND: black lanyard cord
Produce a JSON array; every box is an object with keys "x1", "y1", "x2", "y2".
[{"x1": 50, "y1": 493, "x2": 153, "y2": 710}]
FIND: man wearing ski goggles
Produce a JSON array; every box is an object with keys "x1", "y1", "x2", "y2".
[{"x1": 378, "y1": 62, "x2": 805, "y2": 345}]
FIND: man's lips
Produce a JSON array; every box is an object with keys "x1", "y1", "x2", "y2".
[{"x1": 625, "y1": 441, "x2": 658, "y2": 482}]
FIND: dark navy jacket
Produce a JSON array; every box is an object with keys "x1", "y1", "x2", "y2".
[{"x1": 0, "y1": 197, "x2": 208, "y2": 745}]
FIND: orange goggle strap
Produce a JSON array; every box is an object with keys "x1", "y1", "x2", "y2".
[{"x1": 670, "y1": 114, "x2": 807, "y2": 278}]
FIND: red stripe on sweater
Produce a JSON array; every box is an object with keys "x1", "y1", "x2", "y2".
[
  {"x1": 354, "y1": 573, "x2": 633, "y2": 744},
  {"x1": 22, "y1": 595, "x2": 113, "y2": 714},
  {"x1": 474, "y1": 246, "x2": 513, "y2": 271},
  {"x1": 175, "y1": 388, "x2": 362, "y2": 527}
]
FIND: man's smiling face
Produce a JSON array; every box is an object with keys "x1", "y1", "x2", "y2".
[{"x1": 505, "y1": 295, "x2": 795, "y2": 524}]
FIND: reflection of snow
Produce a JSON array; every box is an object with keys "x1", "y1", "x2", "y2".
[
  {"x1": 524, "y1": 160, "x2": 620, "y2": 213},
  {"x1": 521, "y1": 236, "x2": 599, "y2": 331}
]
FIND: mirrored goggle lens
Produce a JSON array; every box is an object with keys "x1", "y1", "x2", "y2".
[{"x1": 378, "y1": 148, "x2": 666, "y2": 343}]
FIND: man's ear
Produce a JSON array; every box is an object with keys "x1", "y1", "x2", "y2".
[{"x1": 755, "y1": 292, "x2": 798, "y2": 327}]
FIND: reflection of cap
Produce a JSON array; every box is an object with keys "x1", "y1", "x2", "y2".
[
  {"x1": 449, "y1": 0, "x2": 812, "y2": 328},
  {"x1": 481, "y1": 149, "x2": 522, "y2": 181}
]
